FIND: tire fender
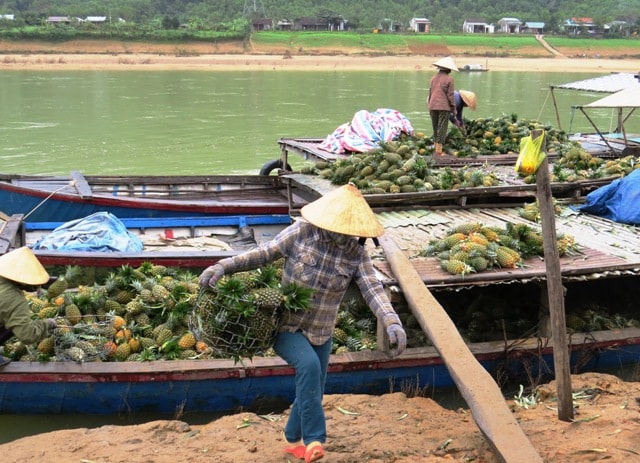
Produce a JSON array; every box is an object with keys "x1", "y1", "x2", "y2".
[{"x1": 259, "y1": 159, "x2": 292, "y2": 175}]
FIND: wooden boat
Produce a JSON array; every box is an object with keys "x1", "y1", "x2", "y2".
[
  {"x1": 0, "y1": 212, "x2": 292, "y2": 268},
  {"x1": 1, "y1": 171, "x2": 638, "y2": 415},
  {"x1": 0, "y1": 325, "x2": 638, "y2": 414},
  {"x1": 0, "y1": 171, "x2": 292, "y2": 223},
  {"x1": 460, "y1": 63, "x2": 489, "y2": 72}
]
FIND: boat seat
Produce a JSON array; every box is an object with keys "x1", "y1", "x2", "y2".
[{"x1": 70, "y1": 171, "x2": 93, "y2": 199}]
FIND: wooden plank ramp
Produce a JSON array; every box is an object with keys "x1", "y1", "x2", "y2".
[{"x1": 379, "y1": 234, "x2": 544, "y2": 463}]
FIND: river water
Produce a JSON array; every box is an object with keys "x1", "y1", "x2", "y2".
[
  {"x1": 0, "y1": 67, "x2": 638, "y2": 443},
  {"x1": 1, "y1": 69, "x2": 634, "y2": 176}
]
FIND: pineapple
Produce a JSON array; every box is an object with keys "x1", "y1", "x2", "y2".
[
  {"x1": 128, "y1": 337, "x2": 142, "y2": 353},
  {"x1": 496, "y1": 246, "x2": 522, "y2": 268},
  {"x1": 115, "y1": 342, "x2": 131, "y2": 361},
  {"x1": 37, "y1": 336, "x2": 55, "y2": 355},
  {"x1": 178, "y1": 332, "x2": 197, "y2": 350},
  {"x1": 151, "y1": 284, "x2": 170, "y2": 302},
  {"x1": 38, "y1": 305, "x2": 59, "y2": 319},
  {"x1": 443, "y1": 233, "x2": 467, "y2": 249},
  {"x1": 155, "y1": 327, "x2": 174, "y2": 346},
  {"x1": 442, "y1": 259, "x2": 475, "y2": 276},
  {"x1": 248, "y1": 309, "x2": 277, "y2": 344},
  {"x1": 453, "y1": 222, "x2": 483, "y2": 235},
  {"x1": 64, "y1": 303, "x2": 82, "y2": 325},
  {"x1": 46, "y1": 277, "x2": 69, "y2": 300},
  {"x1": 252, "y1": 287, "x2": 284, "y2": 310}
]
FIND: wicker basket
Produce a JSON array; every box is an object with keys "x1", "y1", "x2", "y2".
[{"x1": 189, "y1": 289, "x2": 279, "y2": 361}]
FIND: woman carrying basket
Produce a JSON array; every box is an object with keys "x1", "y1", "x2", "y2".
[{"x1": 199, "y1": 184, "x2": 406, "y2": 463}]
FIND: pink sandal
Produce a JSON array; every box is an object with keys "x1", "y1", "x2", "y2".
[
  {"x1": 284, "y1": 444, "x2": 306, "y2": 459},
  {"x1": 304, "y1": 442, "x2": 324, "y2": 463}
]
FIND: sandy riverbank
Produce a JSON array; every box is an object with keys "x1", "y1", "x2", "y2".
[{"x1": 1, "y1": 52, "x2": 639, "y2": 73}]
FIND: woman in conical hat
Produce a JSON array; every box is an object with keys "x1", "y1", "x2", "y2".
[
  {"x1": 449, "y1": 89, "x2": 477, "y2": 130},
  {"x1": 199, "y1": 183, "x2": 406, "y2": 462},
  {"x1": 0, "y1": 247, "x2": 56, "y2": 367},
  {"x1": 427, "y1": 56, "x2": 459, "y2": 155}
]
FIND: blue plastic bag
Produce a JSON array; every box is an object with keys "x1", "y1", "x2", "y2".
[
  {"x1": 31, "y1": 212, "x2": 143, "y2": 252},
  {"x1": 577, "y1": 168, "x2": 640, "y2": 225}
]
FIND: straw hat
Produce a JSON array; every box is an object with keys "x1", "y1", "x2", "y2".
[
  {"x1": 459, "y1": 90, "x2": 477, "y2": 110},
  {"x1": 300, "y1": 184, "x2": 384, "y2": 238},
  {"x1": 0, "y1": 247, "x2": 49, "y2": 285},
  {"x1": 433, "y1": 56, "x2": 459, "y2": 72}
]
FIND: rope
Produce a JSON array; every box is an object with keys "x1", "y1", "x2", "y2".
[
  {"x1": 23, "y1": 180, "x2": 76, "y2": 221},
  {"x1": 536, "y1": 91, "x2": 551, "y2": 122}
]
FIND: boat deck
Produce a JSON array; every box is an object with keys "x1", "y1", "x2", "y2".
[
  {"x1": 371, "y1": 206, "x2": 640, "y2": 289},
  {"x1": 284, "y1": 174, "x2": 640, "y2": 290},
  {"x1": 279, "y1": 137, "x2": 536, "y2": 167}
]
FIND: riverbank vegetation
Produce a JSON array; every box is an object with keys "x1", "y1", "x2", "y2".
[{"x1": 0, "y1": 0, "x2": 639, "y2": 34}]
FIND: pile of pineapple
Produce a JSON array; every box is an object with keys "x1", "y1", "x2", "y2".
[
  {"x1": 447, "y1": 114, "x2": 571, "y2": 157},
  {"x1": 190, "y1": 263, "x2": 314, "y2": 361},
  {"x1": 15, "y1": 263, "x2": 208, "y2": 363},
  {"x1": 301, "y1": 136, "x2": 500, "y2": 194},
  {"x1": 420, "y1": 221, "x2": 578, "y2": 276},
  {"x1": 5, "y1": 261, "x2": 321, "y2": 364}
]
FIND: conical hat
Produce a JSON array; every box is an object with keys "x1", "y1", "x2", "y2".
[
  {"x1": 433, "y1": 56, "x2": 458, "y2": 72},
  {"x1": 0, "y1": 247, "x2": 49, "y2": 285},
  {"x1": 459, "y1": 90, "x2": 477, "y2": 110},
  {"x1": 300, "y1": 184, "x2": 384, "y2": 238}
]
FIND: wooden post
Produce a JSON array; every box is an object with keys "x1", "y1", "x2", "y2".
[
  {"x1": 533, "y1": 129, "x2": 574, "y2": 422},
  {"x1": 379, "y1": 235, "x2": 544, "y2": 463}
]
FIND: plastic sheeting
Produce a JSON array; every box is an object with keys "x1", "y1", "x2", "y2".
[
  {"x1": 31, "y1": 212, "x2": 144, "y2": 252},
  {"x1": 577, "y1": 169, "x2": 640, "y2": 225},
  {"x1": 317, "y1": 108, "x2": 415, "y2": 154}
]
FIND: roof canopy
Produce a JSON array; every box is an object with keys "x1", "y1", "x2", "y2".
[
  {"x1": 552, "y1": 73, "x2": 638, "y2": 93},
  {"x1": 581, "y1": 85, "x2": 640, "y2": 108}
]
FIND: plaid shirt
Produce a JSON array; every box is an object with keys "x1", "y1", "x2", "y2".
[{"x1": 217, "y1": 221, "x2": 402, "y2": 345}]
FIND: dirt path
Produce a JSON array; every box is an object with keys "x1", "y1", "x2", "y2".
[{"x1": 1, "y1": 372, "x2": 639, "y2": 463}]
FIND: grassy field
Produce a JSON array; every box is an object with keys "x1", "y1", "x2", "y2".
[{"x1": 252, "y1": 31, "x2": 640, "y2": 58}]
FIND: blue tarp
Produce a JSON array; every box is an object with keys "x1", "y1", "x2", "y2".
[
  {"x1": 31, "y1": 212, "x2": 144, "y2": 252},
  {"x1": 576, "y1": 168, "x2": 640, "y2": 225}
]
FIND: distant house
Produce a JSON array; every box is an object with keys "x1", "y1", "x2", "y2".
[
  {"x1": 605, "y1": 19, "x2": 630, "y2": 36},
  {"x1": 47, "y1": 16, "x2": 72, "y2": 24},
  {"x1": 563, "y1": 17, "x2": 595, "y2": 35},
  {"x1": 498, "y1": 17, "x2": 522, "y2": 33},
  {"x1": 522, "y1": 21, "x2": 545, "y2": 34},
  {"x1": 295, "y1": 16, "x2": 347, "y2": 31},
  {"x1": 252, "y1": 18, "x2": 273, "y2": 31},
  {"x1": 409, "y1": 17, "x2": 431, "y2": 33},
  {"x1": 463, "y1": 18, "x2": 494, "y2": 33},
  {"x1": 0, "y1": 14, "x2": 15, "y2": 21},
  {"x1": 85, "y1": 16, "x2": 107, "y2": 24},
  {"x1": 276, "y1": 19, "x2": 293, "y2": 31}
]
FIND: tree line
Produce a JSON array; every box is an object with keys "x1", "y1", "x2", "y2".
[{"x1": 0, "y1": 0, "x2": 638, "y2": 35}]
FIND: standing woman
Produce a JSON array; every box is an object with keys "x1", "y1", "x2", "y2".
[
  {"x1": 427, "y1": 56, "x2": 458, "y2": 155},
  {"x1": 199, "y1": 184, "x2": 406, "y2": 462}
]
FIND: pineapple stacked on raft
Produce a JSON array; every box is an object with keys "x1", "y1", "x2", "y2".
[
  {"x1": 199, "y1": 183, "x2": 406, "y2": 463},
  {"x1": 0, "y1": 247, "x2": 57, "y2": 367}
]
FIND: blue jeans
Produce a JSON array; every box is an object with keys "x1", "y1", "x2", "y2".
[{"x1": 274, "y1": 330, "x2": 332, "y2": 445}]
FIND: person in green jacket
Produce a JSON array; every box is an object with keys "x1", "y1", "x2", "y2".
[{"x1": 0, "y1": 247, "x2": 57, "y2": 367}]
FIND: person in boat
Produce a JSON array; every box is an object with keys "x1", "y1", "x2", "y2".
[
  {"x1": 199, "y1": 183, "x2": 406, "y2": 463},
  {"x1": 449, "y1": 90, "x2": 477, "y2": 130},
  {"x1": 427, "y1": 56, "x2": 458, "y2": 156},
  {"x1": 0, "y1": 247, "x2": 57, "y2": 367}
]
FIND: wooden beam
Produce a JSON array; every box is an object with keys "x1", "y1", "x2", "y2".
[
  {"x1": 379, "y1": 234, "x2": 543, "y2": 463},
  {"x1": 533, "y1": 129, "x2": 574, "y2": 422}
]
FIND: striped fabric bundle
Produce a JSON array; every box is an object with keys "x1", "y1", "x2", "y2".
[{"x1": 318, "y1": 108, "x2": 414, "y2": 154}]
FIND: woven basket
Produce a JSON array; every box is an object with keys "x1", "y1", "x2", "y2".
[{"x1": 189, "y1": 289, "x2": 279, "y2": 361}]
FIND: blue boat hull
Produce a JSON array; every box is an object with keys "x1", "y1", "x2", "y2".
[{"x1": 1, "y1": 327, "x2": 638, "y2": 415}]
